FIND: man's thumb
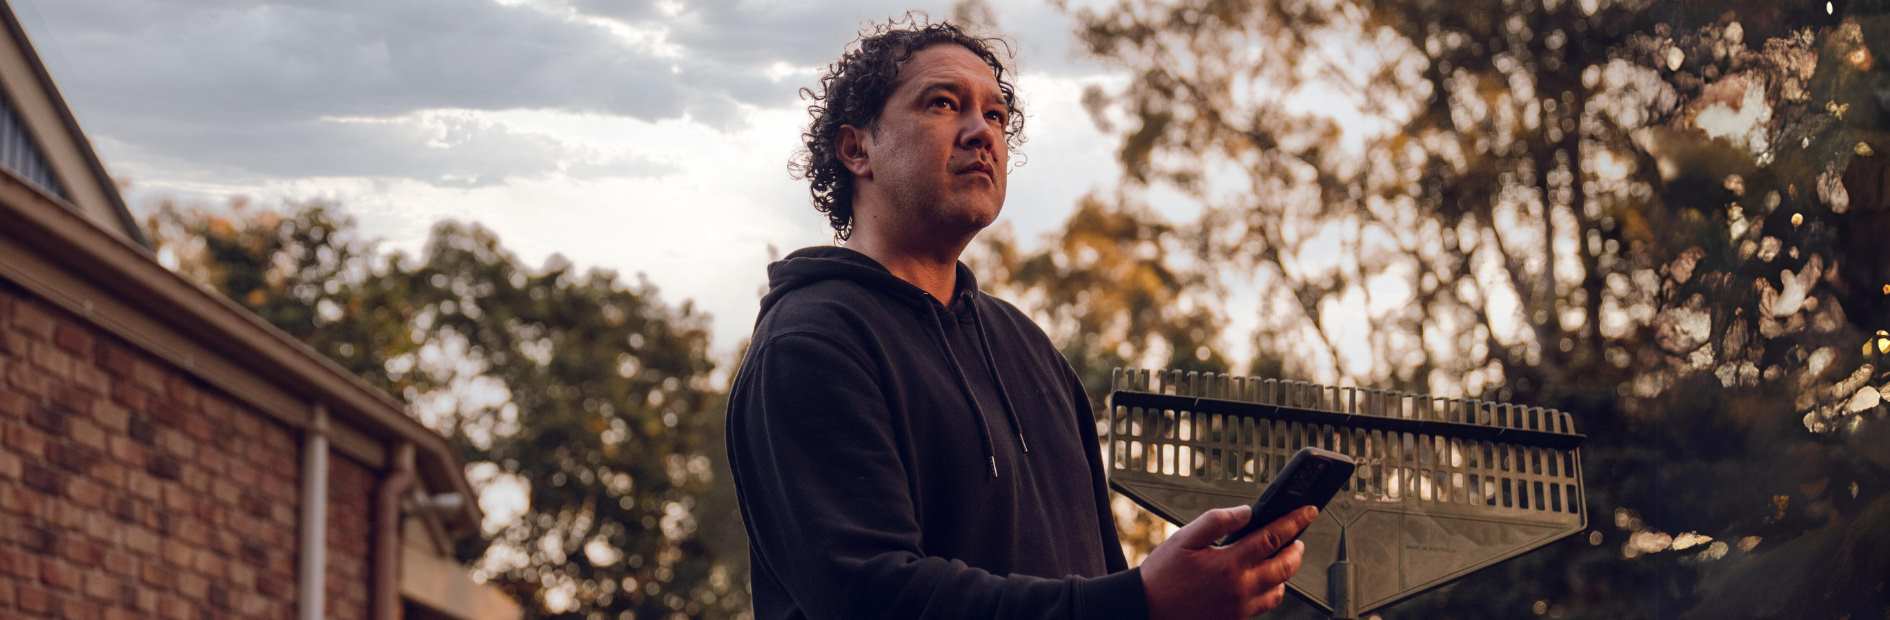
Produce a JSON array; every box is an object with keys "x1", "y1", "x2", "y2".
[{"x1": 1170, "y1": 505, "x2": 1251, "y2": 550}]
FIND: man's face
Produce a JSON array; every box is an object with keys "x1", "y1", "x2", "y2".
[{"x1": 853, "y1": 44, "x2": 1010, "y2": 235}]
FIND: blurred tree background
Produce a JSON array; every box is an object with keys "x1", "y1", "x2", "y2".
[
  {"x1": 1016, "y1": 0, "x2": 1890, "y2": 617},
  {"x1": 139, "y1": 0, "x2": 1890, "y2": 617},
  {"x1": 144, "y1": 202, "x2": 748, "y2": 618}
]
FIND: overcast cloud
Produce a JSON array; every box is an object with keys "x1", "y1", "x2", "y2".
[{"x1": 10, "y1": 0, "x2": 1134, "y2": 356}]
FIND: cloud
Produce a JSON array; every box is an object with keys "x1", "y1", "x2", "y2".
[
  {"x1": 14, "y1": 0, "x2": 1114, "y2": 187},
  {"x1": 13, "y1": 0, "x2": 1142, "y2": 356}
]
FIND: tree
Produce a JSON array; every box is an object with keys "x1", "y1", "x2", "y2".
[
  {"x1": 146, "y1": 201, "x2": 749, "y2": 618},
  {"x1": 1066, "y1": 0, "x2": 1890, "y2": 616}
]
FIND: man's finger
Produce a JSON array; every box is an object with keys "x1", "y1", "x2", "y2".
[
  {"x1": 1170, "y1": 505, "x2": 1252, "y2": 550},
  {"x1": 1243, "y1": 583, "x2": 1288, "y2": 617},
  {"x1": 1252, "y1": 540, "x2": 1305, "y2": 587},
  {"x1": 1238, "y1": 505, "x2": 1318, "y2": 560}
]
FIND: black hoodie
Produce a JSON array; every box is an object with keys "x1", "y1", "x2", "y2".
[{"x1": 727, "y1": 246, "x2": 1149, "y2": 619}]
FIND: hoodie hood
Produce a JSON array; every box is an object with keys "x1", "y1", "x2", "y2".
[
  {"x1": 759, "y1": 245, "x2": 979, "y2": 322},
  {"x1": 756, "y1": 246, "x2": 1027, "y2": 478}
]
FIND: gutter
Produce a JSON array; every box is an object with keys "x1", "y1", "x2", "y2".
[
  {"x1": 374, "y1": 443, "x2": 418, "y2": 620},
  {"x1": 299, "y1": 404, "x2": 330, "y2": 620}
]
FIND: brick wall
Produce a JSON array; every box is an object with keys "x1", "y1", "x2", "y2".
[
  {"x1": 327, "y1": 455, "x2": 374, "y2": 620},
  {"x1": 0, "y1": 278, "x2": 381, "y2": 619}
]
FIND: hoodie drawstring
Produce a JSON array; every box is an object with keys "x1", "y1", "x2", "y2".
[
  {"x1": 924, "y1": 299, "x2": 1002, "y2": 479},
  {"x1": 968, "y1": 301, "x2": 1031, "y2": 456}
]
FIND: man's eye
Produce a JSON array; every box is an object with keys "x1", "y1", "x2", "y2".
[
  {"x1": 986, "y1": 110, "x2": 1007, "y2": 123},
  {"x1": 932, "y1": 97, "x2": 956, "y2": 110}
]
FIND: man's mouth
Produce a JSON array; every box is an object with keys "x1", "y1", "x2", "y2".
[{"x1": 958, "y1": 163, "x2": 994, "y2": 179}]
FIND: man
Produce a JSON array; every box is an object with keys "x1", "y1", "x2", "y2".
[{"x1": 726, "y1": 18, "x2": 1316, "y2": 619}]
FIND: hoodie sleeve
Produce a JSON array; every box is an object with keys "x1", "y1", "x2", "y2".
[
  {"x1": 728, "y1": 331, "x2": 1148, "y2": 619},
  {"x1": 1066, "y1": 360, "x2": 1134, "y2": 575}
]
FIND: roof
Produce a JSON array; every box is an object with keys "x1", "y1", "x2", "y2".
[{"x1": 0, "y1": 1, "x2": 144, "y2": 246}]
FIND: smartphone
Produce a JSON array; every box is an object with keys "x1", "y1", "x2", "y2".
[{"x1": 1216, "y1": 447, "x2": 1356, "y2": 547}]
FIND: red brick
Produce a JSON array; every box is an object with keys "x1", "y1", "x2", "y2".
[
  {"x1": 206, "y1": 583, "x2": 232, "y2": 610},
  {"x1": 107, "y1": 435, "x2": 144, "y2": 466},
  {"x1": 96, "y1": 343, "x2": 135, "y2": 377},
  {"x1": 157, "y1": 594, "x2": 190, "y2": 620},
  {"x1": 124, "y1": 415, "x2": 154, "y2": 446},
  {"x1": 83, "y1": 510, "x2": 116, "y2": 542},
  {"x1": 46, "y1": 443, "x2": 100, "y2": 475},
  {"x1": 60, "y1": 598, "x2": 101, "y2": 620},
  {"x1": 129, "y1": 362, "x2": 164, "y2": 393},
  {"x1": 196, "y1": 449, "x2": 225, "y2": 477},
  {"x1": 18, "y1": 584, "x2": 50, "y2": 615},
  {"x1": 131, "y1": 587, "x2": 156, "y2": 613},
  {"x1": 174, "y1": 518, "x2": 208, "y2": 547},
  {"x1": 41, "y1": 557, "x2": 80, "y2": 591},
  {"x1": 0, "y1": 331, "x2": 27, "y2": 356},
  {"x1": 162, "y1": 376, "x2": 199, "y2": 410},
  {"x1": 61, "y1": 537, "x2": 102, "y2": 568},
  {"x1": 123, "y1": 526, "x2": 157, "y2": 555},
  {"x1": 52, "y1": 324, "x2": 91, "y2": 356},
  {"x1": 23, "y1": 461, "x2": 65, "y2": 495},
  {"x1": 0, "y1": 388, "x2": 26, "y2": 419},
  {"x1": 50, "y1": 498, "x2": 86, "y2": 530},
  {"x1": 70, "y1": 364, "x2": 109, "y2": 396},
  {"x1": 12, "y1": 301, "x2": 55, "y2": 340},
  {"x1": 255, "y1": 573, "x2": 290, "y2": 598},
  {"x1": 4, "y1": 420, "x2": 46, "y2": 458},
  {"x1": 26, "y1": 403, "x2": 68, "y2": 436},
  {"x1": 227, "y1": 463, "x2": 259, "y2": 488},
  {"x1": 7, "y1": 361, "x2": 50, "y2": 397},
  {"x1": 50, "y1": 385, "x2": 94, "y2": 418},
  {"x1": 106, "y1": 496, "x2": 137, "y2": 523},
  {"x1": 100, "y1": 550, "x2": 134, "y2": 578},
  {"x1": 109, "y1": 382, "x2": 146, "y2": 411},
  {"x1": 191, "y1": 548, "x2": 225, "y2": 579},
  {"x1": 227, "y1": 562, "x2": 255, "y2": 589},
  {"x1": 0, "y1": 450, "x2": 20, "y2": 480},
  {"x1": 139, "y1": 562, "x2": 171, "y2": 589},
  {"x1": 66, "y1": 476, "x2": 104, "y2": 509},
  {"x1": 90, "y1": 400, "x2": 128, "y2": 433},
  {"x1": 0, "y1": 546, "x2": 35, "y2": 579},
  {"x1": 155, "y1": 429, "x2": 192, "y2": 458},
  {"x1": 175, "y1": 572, "x2": 207, "y2": 600},
  {"x1": 181, "y1": 412, "x2": 212, "y2": 443},
  {"x1": 125, "y1": 471, "x2": 159, "y2": 501},
  {"x1": 88, "y1": 460, "x2": 125, "y2": 489},
  {"x1": 161, "y1": 538, "x2": 193, "y2": 569},
  {"x1": 82, "y1": 571, "x2": 117, "y2": 602},
  {"x1": 0, "y1": 330, "x2": 26, "y2": 355},
  {"x1": 0, "y1": 578, "x2": 13, "y2": 609},
  {"x1": 69, "y1": 418, "x2": 105, "y2": 451},
  {"x1": 30, "y1": 340, "x2": 73, "y2": 379},
  {"x1": 145, "y1": 454, "x2": 181, "y2": 482},
  {"x1": 0, "y1": 484, "x2": 26, "y2": 519},
  {"x1": 18, "y1": 520, "x2": 58, "y2": 555}
]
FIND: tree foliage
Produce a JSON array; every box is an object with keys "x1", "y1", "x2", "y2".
[
  {"x1": 1060, "y1": 0, "x2": 1890, "y2": 616},
  {"x1": 146, "y1": 201, "x2": 748, "y2": 618}
]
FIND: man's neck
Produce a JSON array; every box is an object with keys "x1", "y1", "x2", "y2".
[{"x1": 847, "y1": 227, "x2": 967, "y2": 303}]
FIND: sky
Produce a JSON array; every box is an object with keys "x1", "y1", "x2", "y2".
[{"x1": 9, "y1": 0, "x2": 1144, "y2": 361}]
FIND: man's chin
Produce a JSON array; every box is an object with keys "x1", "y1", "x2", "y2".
[{"x1": 958, "y1": 205, "x2": 1003, "y2": 233}]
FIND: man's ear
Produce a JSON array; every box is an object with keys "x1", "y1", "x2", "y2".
[{"x1": 836, "y1": 124, "x2": 873, "y2": 178}]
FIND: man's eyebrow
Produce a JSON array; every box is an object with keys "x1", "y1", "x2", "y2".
[{"x1": 915, "y1": 81, "x2": 1008, "y2": 109}]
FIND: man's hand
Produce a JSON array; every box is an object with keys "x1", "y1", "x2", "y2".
[{"x1": 1140, "y1": 505, "x2": 1318, "y2": 619}]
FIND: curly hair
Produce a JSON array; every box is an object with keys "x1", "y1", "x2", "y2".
[{"x1": 790, "y1": 16, "x2": 1026, "y2": 242}]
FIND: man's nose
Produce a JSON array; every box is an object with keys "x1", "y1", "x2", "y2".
[{"x1": 959, "y1": 111, "x2": 997, "y2": 151}]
